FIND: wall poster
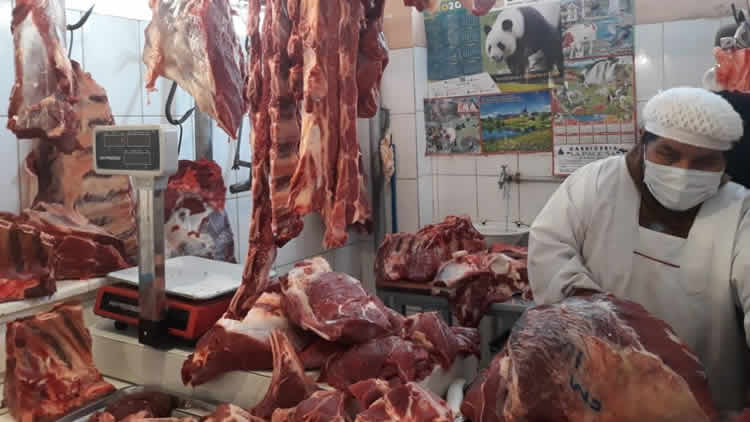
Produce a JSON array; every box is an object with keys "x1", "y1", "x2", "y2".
[
  {"x1": 425, "y1": 96, "x2": 482, "y2": 154},
  {"x1": 421, "y1": 0, "x2": 636, "y2": 162},
  {"x1": 480, "y1": 91, "x2": 553, "y2": 153}
]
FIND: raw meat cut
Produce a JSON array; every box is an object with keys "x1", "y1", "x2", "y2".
[
  {"x1": 401, "y1": 312, "x2": 480, "y2": 369},
  {"x1": 298, "y1": 338, "x2": 349, "y2": 370},
  {"x1": 165, "y1": 159, "x2": 236, "y2": 262},
  {"x1": 143, "y1": 0, "x2": 247, "y2": 138},
  {"x1": 460, "y1": 294, "x2": 719, "y2": 422},
  {"x1": 433, "y1": 251, "x2": 515, "y2": 289},
  {"x1": 181, "y1": 292, "x2": 308, "y2": 386},
  {"x1": 9, "y1": 0, "x2": 137, "y2": 259},
  {"x1": 354, "y1": 381, "x2": 454, "y2": 422},
  {"x1": 357, "y1": 0, "x2": 388, "y2": 118},
  {"x1": 349, "y1": 379, "x2": 393, "y2": 409},
  {"x1": 227, "y1": 0, "x2": 278, "y2": 320},
  {"x1": 0, "y1": 204, "x2": 129, "y2": 302},
  {"x1": 204, "y1": 404, "x2": 265, "y2": 422},
  {"x1": 4, "y1": 302, "x2": 115, "y2": 422},
  {"x1": 266, "y1": 0, "x2": 304, "y2": 246},
  {"x1": 375, "y1": 216, "x2": 486, "y2": 283},
  {"x1": 715, "y1": 48, "x2": 750, "y2": 93},
  {"x1": 319, "y1": 336, "x2": 432, "y2": 391},
  {"x1": 250, "y1": 330, "x2": 318, "y2": 419},
  {"x1": 432, "y1": 249, "x2": 530, "y2": 327},
  {"x1": 88, "y1": 392, "x2": 178, "y2": 422},
  {"x1": 271, "y1": 390, "x2": 352, "y2": 422},
  {"x1": 281, "y1": 257, "x2": 397, "y2": 344}
]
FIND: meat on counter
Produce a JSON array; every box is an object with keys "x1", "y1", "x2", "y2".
[{"x1": 4, "y1": 302, "x2": 115, "y2": 422}]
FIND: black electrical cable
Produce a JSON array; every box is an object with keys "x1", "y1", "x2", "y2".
[{"x1": 165, "y1": 81, "x2": 195, "y2": 154}]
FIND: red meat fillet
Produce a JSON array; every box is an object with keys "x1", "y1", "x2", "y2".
[
  {"x1": 461, "y1": 294, "x2": 719, "y2": 422},
  {"x1": 4, "y1": 302, "x2": 115, "y2": 422},
  {"x1": 281, "y1": 257, "x2": 396, "y2": 344},
  {"x1": 250, "y1": 330, "x2": 318, "y2": 420},
  {"x1": 270, "y1": 390, "x2": 353, "y2": 422},
  {"x1": 353, "y1": 381, "x2": 454, "y2": 422},
  {"x1": 143, "y1": 0, "x2": 247, "y2": 139}
]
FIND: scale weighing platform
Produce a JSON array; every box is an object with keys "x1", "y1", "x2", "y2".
[{"x1": 94, "y1": 256, "x2": 275, "y2": 341}]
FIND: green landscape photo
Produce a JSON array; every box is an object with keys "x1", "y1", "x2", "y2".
[{"x1": 480, "y1": 90, "x2": 553, "y2": 153}]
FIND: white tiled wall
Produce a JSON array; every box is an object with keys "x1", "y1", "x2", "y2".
[{"x1": 0, "y1": 4, "x2": 370, "y2": 280}]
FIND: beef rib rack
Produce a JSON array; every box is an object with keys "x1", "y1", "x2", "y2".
[
  {"x1": 9, "y1": 0, "x2": 137, "y2": 261},
  {"x1": 4, "y1": 302, "x2": 115, "y2": 422},
  {"x1": 143, "y1": 0, "x2": 247, "y2": 138},
  {"x1": 461, "y1": 294, "x2": 719, "y2": 422}
]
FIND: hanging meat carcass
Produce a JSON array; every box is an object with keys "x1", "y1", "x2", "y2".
[
  {"x1": 9, "y1": 0, "x2": 137, "y2": 261},
  {"x1": 143, "y1": 0, "x2": 247, "y2": 139},
  {"x1": 461, "y1": 294, "x2": 719, "y2": 422}
]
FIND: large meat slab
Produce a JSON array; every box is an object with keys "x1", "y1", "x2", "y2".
[
  {"x1": 461, "y1": 294, "x2": 718, "y2": 422},
  {"x1": 0, "y1": 204, "x2": 129, "y2": 302},
  {"x1": 143, "y1": 0, "x2": 247, "y2": 138},
  {"x1": 375, "y1": 216, "x2": 486, "y2": 283},
  {"x1": 9, "y1": 0, "x2": 137, "y2": 261},
  {"x1": 4, "y1": 302, "x2": 115, "y2": 422}
]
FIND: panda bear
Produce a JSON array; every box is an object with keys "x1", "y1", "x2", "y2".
[{"x1": 484, "y1": 5, "x2": 564, "y2": 76}]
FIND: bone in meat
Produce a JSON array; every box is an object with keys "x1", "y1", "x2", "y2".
[
  {"x1": 4, "y1": 302, "x2": 115, "y2": 422},
  {"x1": 267, "y1": 0, "x2": 304, "y2": 246}
]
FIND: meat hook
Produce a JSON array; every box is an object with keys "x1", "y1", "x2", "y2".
[
  {"x1": 165, "y1": 81, "x2": 196, "y2": 154},
  {"x1": 229, "y1": 118, "x2": 253, "y2": 194},
  {"x1": 66, "y1": 3, "x2": 95, "y2": 59}
]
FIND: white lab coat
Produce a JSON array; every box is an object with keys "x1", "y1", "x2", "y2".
[{"x1": 529, "y1": 156, "x2": 750, "y2": 412}]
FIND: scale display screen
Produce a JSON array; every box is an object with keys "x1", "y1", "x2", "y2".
[{"x1": 95, "y1": 129, "x2": 160, "y2": 171}]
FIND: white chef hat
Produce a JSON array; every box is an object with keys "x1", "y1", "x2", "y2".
[{"x1": 643, "y1": 87, "x2": 743, "y2": 151}]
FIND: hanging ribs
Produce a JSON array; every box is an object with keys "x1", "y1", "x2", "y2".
[
  {"x1": 143, "y1": 0, "x2": 247, "y2": 139},
  {"x1": 4, "y1": 302, "x2": 116, "y2": 422},
  {"x1": 267, "y1": 0, "x2": 304, "y2": 246},
  {"x1": 227, "y1": 0, "x2": 278, "y2": 319}
]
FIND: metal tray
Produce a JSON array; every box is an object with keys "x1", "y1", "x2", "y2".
[{"x1": 57, "y1": 385, "x2": 219, "y2": 422}]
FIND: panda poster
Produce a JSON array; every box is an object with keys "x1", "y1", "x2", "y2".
[
  {"x1": 424, "y1": 96, "x2": 482, "y2": 154},
  {"x1": 424, "y1": 0, "x2": 564, "y2": 94},
  {"x1": 479, "y1": 1, "x2": 565, "y2": 93},
  {"x1": 480, "y1": 91, "x2": 553, "y2": 153}
]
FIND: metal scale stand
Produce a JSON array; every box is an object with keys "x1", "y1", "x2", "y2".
[{"x1": 92, "y1": 125, "x2": 179, "y2": 347}]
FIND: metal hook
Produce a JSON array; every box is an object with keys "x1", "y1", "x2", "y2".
[
  {"x1": 165, "y1": 81, "x2": 196, "y2": 154},
  {"x1": 66, "y1": 4, "x2": 95, "y2": 59}
]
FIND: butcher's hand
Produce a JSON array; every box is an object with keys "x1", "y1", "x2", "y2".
[{"x1": 528, "y1": 164, "x2": 602, "y2": 305}]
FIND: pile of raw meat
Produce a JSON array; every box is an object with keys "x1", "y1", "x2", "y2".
[
  {"x1": 182, "y1": 257, "x2": 479, "y2": 392},
  {"x1": 4, "y1": 302, "x2": 116, "y2": 422},
  {"x1": 715, "y1": 48, "x2": 750, "y2": 92},
  {"x1": 376, "y1": 215, "x2": 532, "y2": 327},
  {"x1": 461, "y1": 294, "x2": 720, "y2": 422}
]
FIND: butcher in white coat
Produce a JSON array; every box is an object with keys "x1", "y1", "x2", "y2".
[{"x1": 529, "y1": 87, "x2": 750, "y2": 413}]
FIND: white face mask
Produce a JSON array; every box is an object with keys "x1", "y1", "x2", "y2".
[{"x1": 643, "y1": 159, "x2": 723, "y2": 211}]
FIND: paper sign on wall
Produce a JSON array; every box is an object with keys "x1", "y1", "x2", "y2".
[{"x1": 554, "y1": 143, "x2": 630, "y2": 174}]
